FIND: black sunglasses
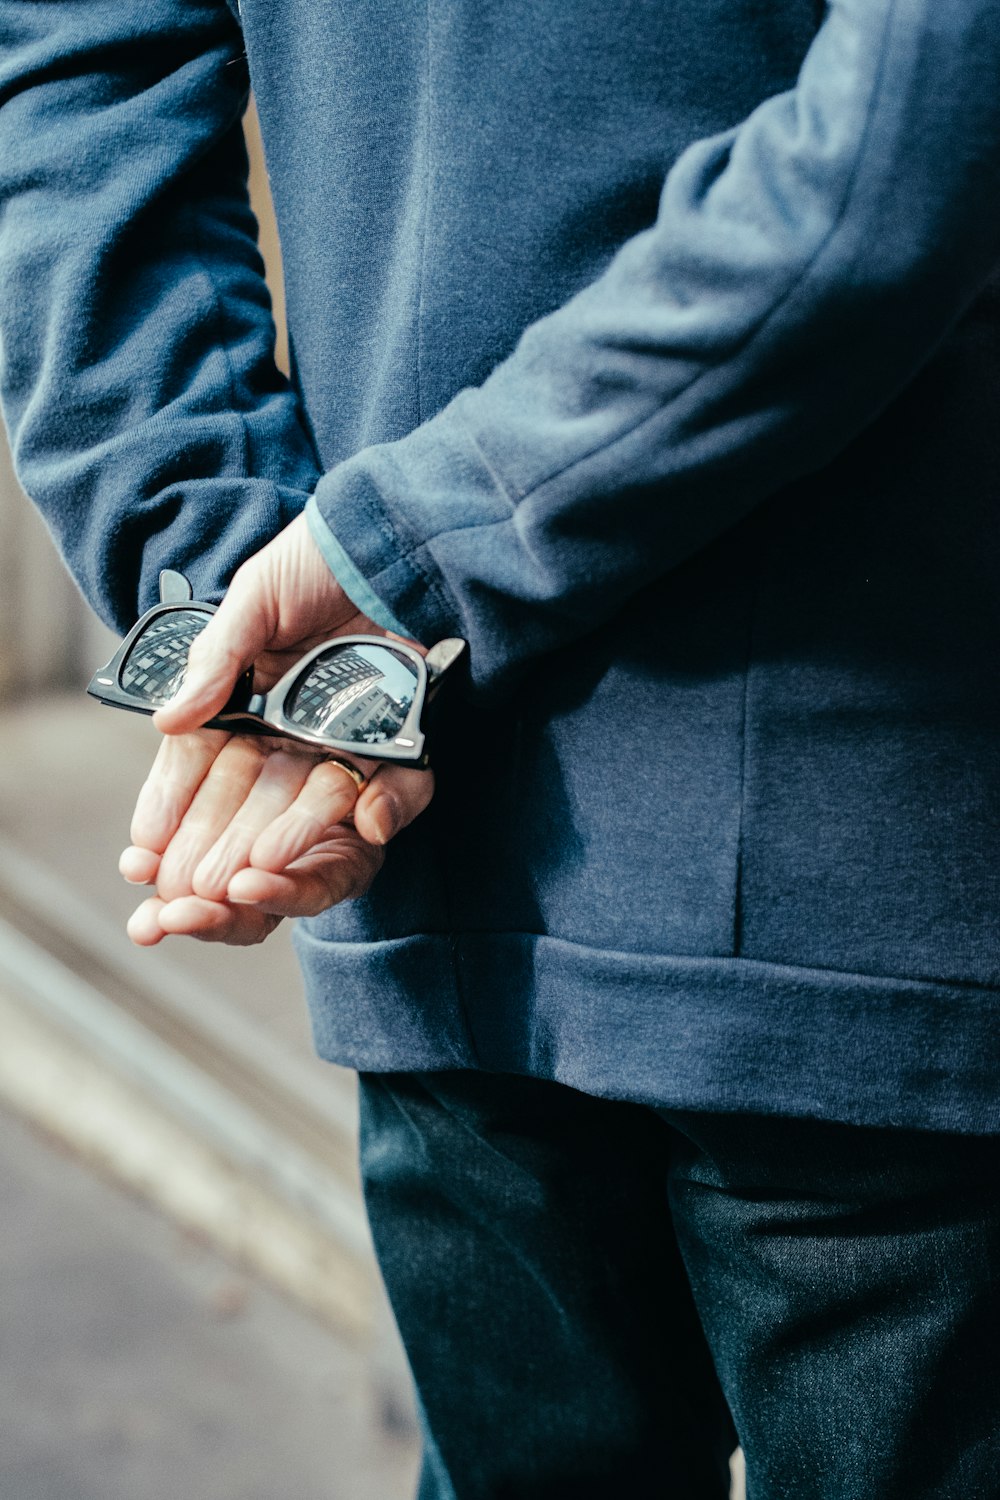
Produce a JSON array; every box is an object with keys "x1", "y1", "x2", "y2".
[{"x1": 87, "y1": 570, "x2": 466, "y2": 769}]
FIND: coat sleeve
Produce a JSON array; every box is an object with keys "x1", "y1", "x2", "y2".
[
  {"x1": 0, "y1": 0, "x2": 322, "y2": 632},
  {"x1": 308, "y1": 0, "x2": 1000, "y2": 689}
]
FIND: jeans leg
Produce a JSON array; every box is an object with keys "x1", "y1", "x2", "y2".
[
  {"x1": 359, "y1": 1070, "x2": 735, "y2": 1500},
  {"x1": 662, "y1": 1112, "x2": 1000, "y2": 1500}
]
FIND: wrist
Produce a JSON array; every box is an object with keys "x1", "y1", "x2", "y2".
[{"x1": 304, "y1": 496, "x2": 412, "y2": 637}]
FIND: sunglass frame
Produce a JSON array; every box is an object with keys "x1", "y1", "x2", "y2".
[{"x1": 87, "y1": 600, "x2": 434, "y2": 768}]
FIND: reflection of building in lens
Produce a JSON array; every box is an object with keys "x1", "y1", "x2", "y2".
[
  {"x1": 331, "y1": 684, "x2": 408, "y2": 743},
  {"x1": 120, "y1": 610, "x2": 208, "y2": 705},
  {"x1": 287, "y1": 647, "x2": 413, "y2": 741}
]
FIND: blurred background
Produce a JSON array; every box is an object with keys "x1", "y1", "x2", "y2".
[{"x1": 0, "y1": 105, "x2": 421, "y2": 1500}]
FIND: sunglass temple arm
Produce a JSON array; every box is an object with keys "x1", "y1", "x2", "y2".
[
  {"x1": 424, "y1": 638, "x2": 466, "y2": 696},
  {"x1": 159, "y1": 569, "x2": 195, "y2": 604}
]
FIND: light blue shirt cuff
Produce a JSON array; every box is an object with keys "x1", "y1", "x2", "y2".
[{"x1": 305, "y1": 494, "x2": 412, "y2": 637}]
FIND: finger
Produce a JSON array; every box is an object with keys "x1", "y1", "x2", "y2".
[
  {"x1": 120, "y1": 846, "x2": 161, "y2": 885},
  {"x1": 190, "y1": 749, "x2": 316, "y2": 900},
  {"x1": 228, "y1": 836, "x2": 385, "y2": 916},
  {"x1": 353, "y1": 765, "x2": 436, "y2": 846},
  {"x1": 247, "y1": 757, "x2": 365, "y2": 873},
  {"x1": 156, "y1": 895, "x2": 282, "y2": 946},
  {"x1": 154, "y1": 736, "x2": 272, "y2": 900},
  {"x1": 152, "y1": 565, "x2": 276, "y2": 736},
  {"x1": 130, "y1": 729, "x2": 232, "y2": 854},
  {"x1": 126, "y1": 896, "x2": 170, "y2": 947}
]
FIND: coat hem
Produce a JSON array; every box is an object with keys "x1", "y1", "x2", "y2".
[{"x1": 293, "y1": 927, "x2": 1000, "y2": 1134}]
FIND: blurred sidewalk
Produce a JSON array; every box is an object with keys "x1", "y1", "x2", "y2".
[{"x1": 0, "y1": 1099, "x2": 418, "y2": 1500}]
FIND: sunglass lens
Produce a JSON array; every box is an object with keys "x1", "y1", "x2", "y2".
[
  {"x1": 284, "y1": 643, "x2": 419, "y2": 743},
  {"x1": 119, "y1": 609, "x2": 210, "y2": 706}
]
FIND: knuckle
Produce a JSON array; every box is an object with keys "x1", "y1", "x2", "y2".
[
  {"x1": 216, "y1": 740, "x2": 267, "y2": 778},
  {"x1": 310, "y1": 761, "x2": 360, "y2": 801}
]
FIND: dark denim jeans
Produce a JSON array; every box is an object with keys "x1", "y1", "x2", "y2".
[{"x1": 358, "y1": 1071, "x2": 1000, "y2": 1500}]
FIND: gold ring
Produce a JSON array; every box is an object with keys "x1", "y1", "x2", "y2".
[{"x1": 321, "y1": 755, "x2": 367, "y2": 794}]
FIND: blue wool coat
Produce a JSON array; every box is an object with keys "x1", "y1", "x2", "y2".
[{"x1": 2, "y1": 0, "x2": 999, "y2": 1129}]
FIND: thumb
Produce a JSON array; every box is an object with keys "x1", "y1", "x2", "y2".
[
  {"x1": 153, "y1": 568, "x2": 275, "y2": 735},
  {"x1": 353, "y1": 764, "x2": 437, "y2": 847}
]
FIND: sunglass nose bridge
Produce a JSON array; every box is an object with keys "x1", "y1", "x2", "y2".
[{"x1": 220, "y1": 667, "x2": 258, "y2": 714}]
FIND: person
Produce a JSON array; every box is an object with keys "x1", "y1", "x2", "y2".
[{"x1": 2, "y1": 0, "x2": 1000, "y2": 1493}]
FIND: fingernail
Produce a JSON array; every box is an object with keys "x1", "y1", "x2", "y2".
[{"x1": 368, "y1": 792, "x2": 400, "y2": 845}]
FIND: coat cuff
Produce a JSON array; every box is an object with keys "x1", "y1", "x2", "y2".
[
  {"x1": 305, "y1": 495, "x2": 411, "y2": 637},
  {"x1": 309, "y1": 393, "x2": 513, "y2": 650}
]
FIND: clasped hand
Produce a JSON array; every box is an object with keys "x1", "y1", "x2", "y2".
[{"x1": 121, "y1": 514, "x2": 434, "y2": 946}]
